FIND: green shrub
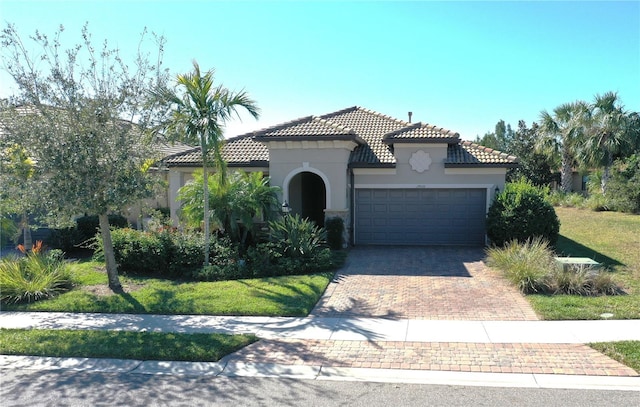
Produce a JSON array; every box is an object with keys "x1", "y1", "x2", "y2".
[
  {"x1": 486, "y1": 238, "x2": 553, "y2": 294},
  {"x1": 267, "y1": 214, "x2": 327, "y2": 258},
  {"x1": 487, "y1": 239, "x2": 622, "y2": 296},
  {"x1": 584, "y1": 193, "x2": 611, "y2": 212},
  {"x1": 94, "y1": 228, "x2": 169, "y2": 275},
  {"x1": 606, "y1": 154, "x2": 640, "y2": 214},
  {"x1": 545, "y1": 267, "x2": 622, "y2": 296},
  {"x1": 47, "y1": 227, "x2": 84, "y2": 252},
  {"x1": 0, "y1": 251, "x2": 73, "y2": 304},
  {"x1": 325, "y1": 217, "x2": 345, "y2": 250},
  {"x1": 76, "y1": 214, "x2": 128, "y2": 242},
  {"x1": 487, "y1": 179, "x2": 560, "y2": 247}
]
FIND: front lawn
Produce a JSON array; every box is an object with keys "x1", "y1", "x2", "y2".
[
  {"x1": 527, "y1": 207, "x2": 640, "y2": 320},
  {"x1": 2, "y1": 260, "x2": 334, "y2": 317},
  {"x1": 0, "y1": 328, "x2": 257, "y2": 362}
]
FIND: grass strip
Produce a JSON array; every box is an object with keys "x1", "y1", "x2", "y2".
[
  {"x1": 590, "y1": 341, "x2": 640, "y2": 373},
  {"x1": 3, "y1": 265, "x2": 334, "y2": 317},
  {"x1": 0, "y1": 328, "x2": 257, "y2": 362}
]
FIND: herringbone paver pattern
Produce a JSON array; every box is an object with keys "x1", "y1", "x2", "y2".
[
  {"x1": 311, "y1": 246, "x2": 538, "y2": 320},
  {"x1": 228, "y1": 339, "x2": 638, "y2": 377}
]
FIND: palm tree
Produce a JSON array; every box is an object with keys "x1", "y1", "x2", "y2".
[
  {"x1": 177, "y1": 170, "x2": 279, "y2": 251},
  {"x1": 153, "y1": 61, "x2": 259, "y2": 264},
  {"x1": 538, "y1": 101, "x2": 590, "y2": 193},
  {"x1": 578, "y1": 92, "x2": 638, "y2": 194}
]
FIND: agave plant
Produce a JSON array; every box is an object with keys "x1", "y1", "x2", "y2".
[{"x1": 267, "y1": 214, "x2": 327, "y2": 259}]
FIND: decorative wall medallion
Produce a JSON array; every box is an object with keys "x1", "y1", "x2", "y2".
[{"x1": 409, "y1": 150, "x2": 432, "y2": 173}]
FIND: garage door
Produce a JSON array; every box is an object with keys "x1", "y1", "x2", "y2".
[{"x1": 355, "y1": 188, "x2": 487, "y2": 246}]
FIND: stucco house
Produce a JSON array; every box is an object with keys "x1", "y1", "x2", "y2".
[{"x1": 162, "y1": 106, "x2": 518, "y2": 246}]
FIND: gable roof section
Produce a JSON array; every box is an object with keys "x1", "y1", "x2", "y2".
[
  {"x1": 383, "y1": 122, "x2": 460, "y2": 144},
  {"x1": 162, "y1": 106, "x2": 518, "y2": 168},
  {"x1": 252, "y1": 114, "x2": 362, "y2": 142}
]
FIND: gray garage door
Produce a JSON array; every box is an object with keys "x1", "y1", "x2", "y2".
[{"x1": 355, "y1": 188, "x2": 487, "y2": 246}]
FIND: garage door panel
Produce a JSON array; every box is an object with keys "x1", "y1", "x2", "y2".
[{"x1": 355, "y1": 188, "x2": 486, "y2": 246}]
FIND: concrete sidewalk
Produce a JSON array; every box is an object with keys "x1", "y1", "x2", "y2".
[
  {"x1": 1, "y1": 311, "x2": 639, "y2": 391},
  {"x1": 2, "y1": 311, "x2": 640, "y2": 343}
]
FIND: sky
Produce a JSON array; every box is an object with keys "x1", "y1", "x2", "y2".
[{"x1": 0, "y1": 0, "x2": 638, "y2": 140}]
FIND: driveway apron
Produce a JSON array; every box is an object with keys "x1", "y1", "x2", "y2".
[{"x1": 225, "y1": 247, "x2": 638, "y2": 377}]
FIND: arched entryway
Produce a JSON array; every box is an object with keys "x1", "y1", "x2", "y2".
[{"x1": 287, "y1": 171, "x2": 327, "y2": 227}]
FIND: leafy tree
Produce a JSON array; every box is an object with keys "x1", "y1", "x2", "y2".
[
  {"x1": 0, "y1": 23, "x2": 167, "y2": 291},
  {"x1": 152, "y1": 62, "x2": 259, "y2": 265},
  {"x1": 177, "y1": 170, "x2": 279, "y2": 249},
  {"x1": 606, "y1": 153, "x2": 640, "y2": 213},
  {"x1": 506, "y1": 121, "x2": 556, "y2": 187},
  {"x1": 0, "y1": 144, "x2": 40, "y2": 251},
  {"x1": 577, "y1": 92, "x2": 640, "y2": 194},
  {"x1": 538, "y1": 101, "x2": 590, "y2": 193},
  {"x1": 475, "y1": 119, "x2": 513, "y2": 152}
]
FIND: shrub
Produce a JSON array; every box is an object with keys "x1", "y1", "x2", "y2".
[
  {"x1": 0, "y1": 250, "x2": 73, "y2": 304},
  {"x1": 487, "y1": 179, "x2": 560, "y2": 247},
  {"x1": 487, "y1": 239, "x2": 623, "y2": 296},
  {"x1": 76, "y1": 214, "x2": 128, "y2": 242},
  {"x1": 545, "y1": 267, "x2": 622, "y2": 296},
  {"x1": 486, "y1": 238, "x2": 554, "y2": 294},
  {"x1": 325, "y1": 217, "x2": 345, "y2": 250},
  {"x1": 267, "y1": 214, "x2": 327, "y2": 258},
  {"x1": 47, "y1": 227, "x2": 84, "y2": 252},
  {"x1": 606, "y1": 154, "x2": 640, "y2": 214},
  {"x1": 94, "y1": 228, "x2": 169, "y2": 275}
]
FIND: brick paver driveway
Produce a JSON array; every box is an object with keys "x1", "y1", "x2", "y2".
[
  {"x1": 311, "y1": 246, "x2": 539, "y2": 320},
  {"x1": 226, "y1": 246, "x2": 638, "y2": 377}
]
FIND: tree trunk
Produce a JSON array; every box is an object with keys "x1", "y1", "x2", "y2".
[
  {"x1": 560, "y1": 150, "x2": 573, "y2": 193},
  {"x1": 99, "y1": 213, "x2": 123, "y2": 292},
  {"x1": 601, "y1": 152, "x2": 613, "y2": 195},
  {"x1": 21, "y1": 212, "x2": 32, "y2": 251},
  {"x1": 202, "y1": 161, "x2": 211, "y2": 266}
]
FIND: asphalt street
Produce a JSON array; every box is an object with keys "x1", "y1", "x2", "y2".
[{"x1": 2, "y1": 368, "x2": 638, "y2": 407}]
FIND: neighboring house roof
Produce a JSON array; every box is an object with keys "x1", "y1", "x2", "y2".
[{"x1": 163, "y1": 106, "x2": 518, "y2": 168}]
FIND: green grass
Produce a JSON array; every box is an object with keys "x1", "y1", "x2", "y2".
[
  {"x1": 0, "y1": 328, "x2": 257, "y2": 362},
  {"x1": 527, "y1": 207, "x2": 640, "y2": 320},
  {"x1": 2, "y1": 260, "x2": 334, "y2": 316},
  {"x1": 590, "y1": 341, "x2": 640, "y2": 373}
]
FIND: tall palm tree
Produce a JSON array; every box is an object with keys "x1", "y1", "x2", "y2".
[
  {"x1": 153, "y1": 61, "x2": 259, "y2": 264},
  {"x1": 538, "y1": 101, "x2": 590, "y2": 193},
  {"x1": 578, "y1": 92, "x2": 637, "y2": 194}
]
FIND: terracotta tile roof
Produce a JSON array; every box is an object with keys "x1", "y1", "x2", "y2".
[
  {"x1": 252, "y1": 115, "x2": 358, "y2": 140},
  {"x1": 163, "y1": 106, "x2": 518, "y2": 168},
  {"x1": 162, "y1": 135, "x2": 269, "y2": 167},
  {"x1": 446, "y1": 141, "x2": 519, "y2": 167},
  {"x1": 383, "y1": 122, "x2": 459, "y2": 144}
]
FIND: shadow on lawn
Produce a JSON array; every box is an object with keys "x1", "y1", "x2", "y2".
[{"x1": 556, "y1": 235, "x2": 623, "y2": 268}]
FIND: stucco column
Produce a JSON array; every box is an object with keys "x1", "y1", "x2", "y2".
[{"x1": 168, "y1": 169, "x2": 182, "y2": 226}]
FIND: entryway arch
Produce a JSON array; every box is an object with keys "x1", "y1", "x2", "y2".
[{"x1": 283, "y1": 167, "x2": 329, "y2": 227}]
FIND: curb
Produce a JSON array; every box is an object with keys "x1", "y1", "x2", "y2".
[{"x1": 2, "y1": 355, "x2": 639, "y2": 391}]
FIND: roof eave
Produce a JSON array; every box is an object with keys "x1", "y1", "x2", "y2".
[
  {"x1": 348, "y1": 162, "x2": 396, "y2": 169},
  {"x1": 383, "y1": 137, "x2": 459, "y2": 145},
  {"x1": 254, "y1": 134, "x2": 360, "y2": 143},
  {"x1": 444, "y1": 162, "x2": 520, "y2": 169}
]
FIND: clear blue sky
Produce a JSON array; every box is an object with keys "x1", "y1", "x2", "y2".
[{"x1": 1, "y1": 0, "x2": 638, "y2": 140}]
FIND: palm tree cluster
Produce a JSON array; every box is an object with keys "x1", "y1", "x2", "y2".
[
  {"x1": 152, "y1": 61, "x2": 260, "y2": 265},
  {"x1": 538, "y1": 92, "x2": 639, "y2": 194}
]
